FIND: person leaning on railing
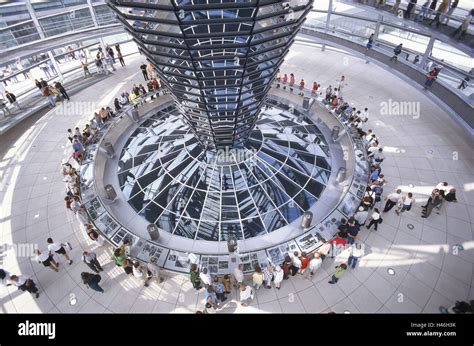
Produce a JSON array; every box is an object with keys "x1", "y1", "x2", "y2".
[{"x1": 451, "y1": 9, "x2": 474, "y2": 40}]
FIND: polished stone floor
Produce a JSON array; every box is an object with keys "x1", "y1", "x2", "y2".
[{"x1": 0, "y1": 44, "x2": 473, "y2": 313}]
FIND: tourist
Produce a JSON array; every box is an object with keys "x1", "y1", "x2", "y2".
[
  {"x1": 117, "y1": 50, "x2": 125, "y2": 67},
  {"x1": 133, "y1": 261, "x2": 147, "y2": 285},
  {"x1": 252, "y1": 265, "x2": 264, "y2": 290},
  {"x1": 262, "y1": 265, "x2": 273, "y2": 288},
  {"x1": 233, "y1": 264, "x2": 244, "y2": 288},
  {"x1": 122, "y1": 259, "x2": 133, "y2": 275},
  {"x1": 329, "y1": 231, "x2": 348, "y2": 258},
  {"x1": 289, "y1": 73, "x2": 295, "y2": 92},
  {"x1": 47, "y1": 238, "x2": 72, "y2": 265},
  {"x1": 431, "y1": 0, "x2": 449, "y2": 27},
  {"x1": 282, "y1": 255, "x2": 292, "y2": 280},
  {"x1": 440, "y1": 0, "x2": 458, "y2": 25},
  {"x1": 273, "y1": 265, "x2": 284, "y2": 289},
  {"x1": 312, "y1": 81, "x2": 319, "y2": 95},
  {"x1": 395, "y1": 192, "x2": 414, "y2": 215},
  {"x1": 391, "y1": 0, "x2": 401, "y2": 13},
  {"x1": 5, "y1": 91, "x2": 20, "y2": 110},
  {"x1": 0, "y1": 269, "x2": 11, "y2": 286},
  {"x1": 415, "y1": 1, "x2": 430, "y2": 21},
  {"x1": 424, "y1": 67, "x2": 438, "y2": 90},
  {"x1": 54, "y1": 81, "x2": 70, "y2": 101},
  {"x1": 82, "y1": 62, "x2": 92, "y2": 78},
  {"x1": 404, "y1": 0, "x2": 417, "y2": 19},
  {"x1": 199, "y1": 267, "x2": 212, "y2": 287},
  {"x1": 458, "y1": 76, "x2": 470, "y2": 90},
  {"x1": 42, "y1": 86, "x2": 56, "y2": 108},
  {"x1": 422, "y1": 190, "x2": 444, "y2": 218},
  {"x1": 34, "y1": 249, "x2": 59, "y2": 272},
  {"x1": 436, "y1": 181, "x2": 449, "y2": 194},
  {"x1": 117, "y1": 239, "x2": 131, "y2": 256},
  {"x1": 289, "y1": 251, "x2": 301, "y2": 276},
  {"x1": 82, "y1": 251, "x2": 103, "y2": 273},
  {"x1": 282, "y1": 73, "x2": 288, "y2": 89},
  {"x1": 145, "y1": 256, "x2": 164, "y2": 286},
  {"x1": 451, "y1": 9, "x2": 473, "y2": 40},
  {"x1": 348, "y1": 243, "x2": 365, "y2": 269},
  {"x1": 346, "y1": 218, "x2": 360, "y2": 245},
  {"x1": 9, "y1": 274, "x2": 40, "y2": 298},
  {"x1": 217, "y1": 275, "x2": 230, "y2": 294},
  {"x1": 276, "y1": 69, "x2": 281, "y2": 87},
  {"x1": 298, "y1": 79, "x2": 305, "y2": 96},
  {"x1": 205, "y1": 286, "x2": 219, "y2": 309},
  {"x1": 328, "y1": 263, "x2": 347, "y2": 284},
  {"x1": 383, "y1": 189, "x2": 402, "y2": 212},
  {"x1": 445, "y1": 188, "x2": 457, "y2": 202},
  {"x1": 112, "y1": 248, "x2": 127, "y2": 267},
  {"x1": 299, "y1": 252, "x2": 309, "y2": 275},
  {"x1": 354, "y1": 206, "x2": 369, "y2": 226},
  {"x1": 239, "y1": 284, "x2": 254, "y2": 306},
  {"x1": 390, "y1": 43, "x2": 403, "y2": 63},
  {"x1": 212, "y1": 277, "x2": 227, "y2": 302},
  {"x1": 366, "y1": 208, "x2": 382, "y2": 231},
  {"x1": 81, "y1": 272, "x2": 104, "y2": 293},
  {"x1": 190, "y1": 263, "x2": 201, "y2": 290},
  {"x1": 308, "y1": 253, "x2": 322, "y2": 278},
  {"x1": 140, "y1": 63, "x2": 148, "y2": 81},
  {"x1": 366, "y1": 33, "x2": 374, "y2": 51}
]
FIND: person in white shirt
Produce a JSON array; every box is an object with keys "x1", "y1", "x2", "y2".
[
  {"x1": 9, "y1": 274, "x2": 40, "y2": 298},
  {"x1": 366, "y1": 208, "x2": 382, "y2": 231},
  {"x1": 373, "y1": 148, "x2": 385, "y2": 163},
  {"x1": 367, "y1": 144, "x2": 379, "y2": 157},
  {"x1": 354, "y1": 206, "x2": 369, "y2": 226},
  {"x1": 436, "y1": 182, "x2": 449, "y2": 194},
  {"x1": 132, "y1": 261, "x2": 146, "y2": 284},
  {"x1": 395, "y1": 192, "x2": 414, "y2": 215},
  {"x1": 82, "y1": 251, "x2": 103, "y2": 273},
  {"x1": 145, "y1": 256, "x2": 164, "y2": 286},
  {"x1": 308, "y1": 253, "x2": 322, "y2": 278},
  {"x1": 199, "y1": 267, "x2": 212, "y2": 287},
  {"x1": 361, "y1": 107, "x2": 369, "y2": 122},
  {"x1": 348, "y1": 243, "x2": 365, "y2": 269},
  {"x1": 34, "y1": 249, "x2": 59, "y2": 272},
  {"x1": 239, "y1": 284, "x2": 254, "y2": 306},
  {"x1": 383, "y1": 189, "x2": 402, "y2": 213},
  {"x1": 273, "y1": 265, "x2": 284, "y2": 289},
  {"x1": 47, "y1": 237, "x2": 72, "y2": 265},
  {"x1": 233, "y1": 264, "x2": 244, "y2": 288},
  {"x1": 289, "y1": 251, "x2": 301, "y2": 276}
]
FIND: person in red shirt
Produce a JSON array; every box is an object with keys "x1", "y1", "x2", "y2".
[
  {"x1": 299, "y1": 252, "x2": 309, "y2": 274},
  {"x1": 331, "y1": 95, "x2": 339, "y2": 108},
  {"x1": 298, "y1": 79, "x2": 305, "y2": 96},
  {"x1": 329, "y1": 231, "x2": 348, "y2": 258},
  {"x1": 312, "y1": 82, "x2": 319, "y2": 95}
]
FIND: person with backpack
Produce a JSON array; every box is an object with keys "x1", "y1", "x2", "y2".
[
  {"x1": 81, "y1": 272, "x2": 104, "y2": 293},
  {"x1": 390, "y1": 43, "x2": 403, "y2": 63},
  {"x1": 54, "y1": 81, "x2": 70, "y2": 101}
]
